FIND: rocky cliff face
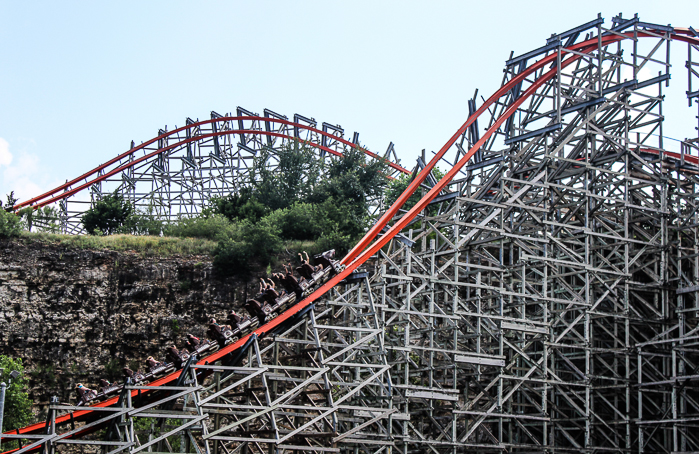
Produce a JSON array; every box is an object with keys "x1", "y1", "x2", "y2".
[{"x1": 0, "y1": 238, "x2": 250, "y2": 420}]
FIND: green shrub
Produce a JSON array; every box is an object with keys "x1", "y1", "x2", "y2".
[
  {"x1": 242, "y1": 217, "x2": 282, "y2": 262},
  {"x1": 118, "y1": 211, "x2": 163, "y2": 236},
  {"x1": 0, "y1": 356, "x2": 33, "y2": 434},
  {"x1": 209, "y1": 187, "x2": 269, "y2": 222},
  {"x1": 213, "y1": 217, "x2": 283, "y2": 275},
  {"x1": 82, "y1": 192, "x2": 134, "y2": 235},
  {"x1": 266, "y1": 202, "x2": 320, "y2": 241},
  {"x1": 17, "y1": 205, "x2": 61, "y2": 233},
  {"x1": 0, "y1": 208, "x2": 22, "y2": 239},
  {"x1": 163, "y1": 214, "x2": 237, "y2": 242},
  {"x1": 213, "y1": 239, "x2": 254, "y2": 275}
]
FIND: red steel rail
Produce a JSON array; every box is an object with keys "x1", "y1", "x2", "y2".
[{"x1": 14, "y1": 117, "x2": 411, "y2": 210}]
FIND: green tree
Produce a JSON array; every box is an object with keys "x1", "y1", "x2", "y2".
[
  {"x1": 82, "y1": 192, "x2": 134, "y2": 235},
  {"x1": 0, "y1": 208, "x2": 22, "y2": 239},
  {"x1": 0, "y1": 356, "x2": 32, "y2": 434},
  {"x1": 0, "y1": 191, "x2": 22, "y2": 238},
  {"x1": 17, "y1": 205, "x2": 61, "y2": 233},
  {"x1": 2, "y1": 191, "x2": 19, "y2": 211},
  {"x1": 250, "y1": 142, "x2": 322, "y2": 211},
  {"x1": 307, "y1": 146, "x2": 390, "y2": 252},
  {"x1": 383, "y1": 167, "x2": 445, "y2": 215}
]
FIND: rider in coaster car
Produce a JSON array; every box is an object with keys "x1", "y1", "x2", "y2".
[
  {"x1": 271, "y1": 272, "x2": 287, "y2": 296},
  {"x1": 314, "y1": 249, "x2": 335, "y2": 269},
  {"x1": 99, "y1": 379, "x2": 111, "y2": 392},
  {"x1": 296, "y1": 251, "x2": 322, "y2": 279},
  {"x1": 261, "y1": 278, "x2": 279, "y2": 303},
  {"x1": 281, "y1": 264, "x2": 303, "y2": 297},
  {"x1": 166, "y1": 344, "x2": 189, "y2": 366},
  {"x1": 145, "y1": 356, "x2": 161, "y2": 371},
  {"x1": 244, "y1": 298, "x2": 266, "y2": 323},
  {"x1": 186, "y1": 333, "x2": 201, "y2": 350},
  {"x1": 75, "y1": 383, "x2": 95, "y2": 401},
  {"x1": 208, "y1": 317, "x2": 222, "y2": 336},
  {"x1": 208, "y1": 317, "x2": 233, "y2": 341},
  {"x1": 166, "y1": 345, "x2": 180, "y2": 361},
  {"x1": 228, "y1": 310, "x2": 244, "y2": 329}
]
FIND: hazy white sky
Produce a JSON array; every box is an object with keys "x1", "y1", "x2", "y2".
[{"x1": 0, "y1": 0, "x2": 696, "y2": 202}]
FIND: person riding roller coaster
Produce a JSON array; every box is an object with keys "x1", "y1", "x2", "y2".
[
  {"x1": 99, "y1": 379, "x2": 112, "y2": 393},
  {"x1": 244, "y1": 298, "x2": 267, "y2": 323},
  {"x1": 296, "y1": 252, "x2": 323, "y2": 280},
  {"x1": 207, "y1": 317, "x2": 234, "y2": 346},
  {"x1": 261, "y1": 278, "x2": 280, "y2": 303},
  {"x1": 186, "y1": 333, "x2": 201, "y2": 350},
  {"x1": 166, "y1": 344, "x2": 190, "y2": 368},
  {"x1": 145, "y1": 356, "x2": 163, "y2": 372},
  {"x1": 75, "y1": 383, "x2": 97, "y2": 402},
  {"x1": 280, "y1": 263, "x2": 303, "y2": 298},
  {"x1": 228, "y1": 310, "x2": 245, "y2": 329}
]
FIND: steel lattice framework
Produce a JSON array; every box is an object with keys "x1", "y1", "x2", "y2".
[
  {"x1": 17, "y1": 108, "x2": 409, "y2": 233},
  {"x1": 5, "y1": 13, "x2": 699, "y2": 454}
]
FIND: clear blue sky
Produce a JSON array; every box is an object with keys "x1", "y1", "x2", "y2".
[{"x1": 0, "y1": 1, "x2": 696, "y2": 202}]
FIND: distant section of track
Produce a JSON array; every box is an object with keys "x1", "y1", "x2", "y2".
[{"x1": 15, "y1": 117, "x2": 411, "y2": 211}]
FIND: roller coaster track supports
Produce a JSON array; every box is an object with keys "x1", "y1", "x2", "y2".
[
  {"x1": 16, "y1": 112, "x2": 408, "y2": 234},
  {"x1": 7, "y1": 14, "x2": 699, "y2": 454}
]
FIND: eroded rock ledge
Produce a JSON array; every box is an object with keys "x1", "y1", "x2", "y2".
[{"x1": 0, "y1": 238, "x2": 250, "y2": 416}]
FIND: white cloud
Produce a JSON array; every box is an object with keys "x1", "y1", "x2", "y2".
[
  {"x1": 0, "y1": 137, "x2": 54, "y2": 203},
  {"x1": 0, "y1": 138, "x2": 12, "y2": 167}
]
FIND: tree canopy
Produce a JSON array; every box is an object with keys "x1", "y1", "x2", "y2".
[
  {"x1": 200, "y1": 142, "x2": 389, "y2": 274},
  {"x1": 0, "y1": 356, "x2": 32, "y2": 434},
  {"x1": 82, "y1": 192, "x2": 134, "y2": 235},
  {"x1": 79, "y1": 141, "x2": 392, "y2": 275}
]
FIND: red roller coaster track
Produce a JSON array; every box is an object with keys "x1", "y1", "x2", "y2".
[
  {"x1": 3, "y1": 21, "x2": 699, "y2": 453},
  {"x1": 14, "y1": 118, "x2": 411, "y2": 211}
]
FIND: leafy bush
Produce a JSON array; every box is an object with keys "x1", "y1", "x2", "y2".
[
  {"x1": 82, "y1": 192, "x2": 134, "y2": 235},
  {"x1": 266, "y1": 202, "x2": 320, "y2": 241},
  {"x1": 163, "y1": 214, "x2": 237, "y2": 242},
  {"x1": 213, "y1": 217, "x2": 282, "y2": 275},
  {"x1": 118, "y1": 209, "x2": 163, "y2": 236},
  {"x1": 17, "y1": 205, "x2": 61, "y2": 233},
  {"x1": 0, "y1": 356, "x2": 32, "y2": 434},
  {"x1": 213, "y1": 239, "x2": 253, "y2": 275},
  {"x1": 241, "y1": 217, "x2": 282, "y2": 262},
  {"x1": 208, "y1": 187, "x2": 269, "y2": 223},
  {"x1": 0, "y1": 208, "x2": 22, "y2": 239}
]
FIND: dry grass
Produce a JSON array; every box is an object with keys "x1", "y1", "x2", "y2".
[{"x1": 20, "y1": 232, "x2": 218, "y2": 257}]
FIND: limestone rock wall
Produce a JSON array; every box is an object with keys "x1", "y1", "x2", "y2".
[{"x1": 0, "y1": 238, "x2": 250, "y2": 419}]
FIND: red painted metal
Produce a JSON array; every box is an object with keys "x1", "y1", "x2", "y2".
[
  {"x1": 26, "y1": 129, "x2": 405, "y2": 210},
  {"x1": 341, "y1": 28, "x2": 699, "y2": 265},
  {"x1": 15, "y1": 117, "x2": 410, "y2": 210}
]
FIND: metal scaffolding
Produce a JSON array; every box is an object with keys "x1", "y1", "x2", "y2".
[
  {"x1": 7, "y1": 13, "x2": 699, "y2": 454},
  {"x1": 47, "y1": 108, "x2": 407, "y2": 234}
]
